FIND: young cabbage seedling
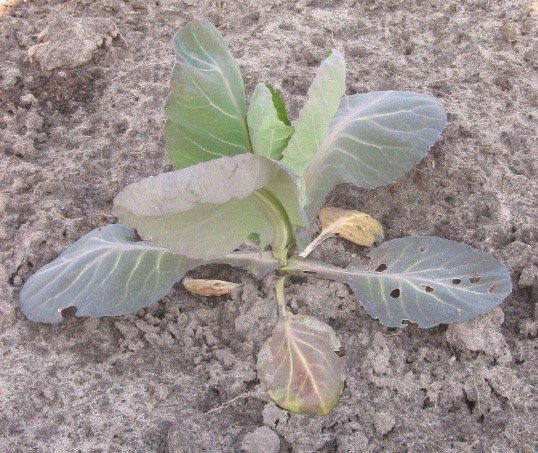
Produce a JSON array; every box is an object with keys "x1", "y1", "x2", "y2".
[{"x1": 20, "y1": 19, "x2": 512, "y2": 416}]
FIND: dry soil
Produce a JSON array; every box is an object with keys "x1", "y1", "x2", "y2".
[{"x1": 0, "y1": 0, "x2": 537, "y2": 452}]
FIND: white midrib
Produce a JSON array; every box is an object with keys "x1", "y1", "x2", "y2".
[
  {"x1": 303, "y1": 92, "x2": 392, "y2": 181},
  {"x1": 190, "y1": 32, "x2": 253, "y2": 152}
]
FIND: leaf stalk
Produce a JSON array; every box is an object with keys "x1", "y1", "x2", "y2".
[
  {"x1": 275, "y1": 275, "x2": 289, "y2": 318},
  {"x1": 298, "y1": 229, "x2": 334, "y2": 258},
  {"x1": 252, "y1": 188, "x2": 292, "y2": 265},
  {"x1": 280, "y1": 257, "x2": 355, "y2": 284}
]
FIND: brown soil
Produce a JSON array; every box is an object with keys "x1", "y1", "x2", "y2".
[{"x1": 1, "y1": 1, "x2": 536, "y2": 452}]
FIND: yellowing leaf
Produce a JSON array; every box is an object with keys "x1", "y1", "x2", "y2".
[
  {"x1": 183, "y1": 278, "x2": 241, "y2": 297},
  {"x1": 319, "y1": 207, "x2": 384, "y2": 246},
  {"x1": 257, "y1": 314, "x2": 345, "y2": 415},
  {"x1": 300, "y1": 207, "x2": 383, "y2": 257}
]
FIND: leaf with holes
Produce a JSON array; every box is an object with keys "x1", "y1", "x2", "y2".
[
  {"x1": 257, "y1": 314, "x2": 345, "y2": 415},
  {"x1": 287, "y1": 236, "x2": 511, "y2": 328},
  {"x1": 19, "y1": 224, "x2": 199, "y2": 323},
  {"x1": 19, "y1": 18, "x2": 513, "y2": 420},
  {"x1": 302, "y1": 91, "x2": 447, "y2": 220},
  {"x1": 165, "y1": 19, "x2": 252, "y2": 169},
  {"x1": 113, "y1": 154, "x2": 307, "y2": 260},
  {"x1": 282, "y1": 50, "x2": 346, "y2": 176},
  {"x1": 247, "y1": 83, "x2": 293, "y2": 160}
]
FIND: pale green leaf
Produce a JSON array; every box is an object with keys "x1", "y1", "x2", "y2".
[
  {"x1": 282, "y1": 50, "x2": 346, "y2": 175},
  {"x1": 302, "y1": 91, "x2": 447, "y2": 220},
  {"x1": 113, "y1": 154, "x2": 307, "y2": 260},
  {"x1": 287, "y1": 237, "x2": 512, "y2": 328},
  {"x1": 19, "y1": 225, "x2": 197, "y2": 323},
  {"x1": 247, "y1": 83, "x2": 293, "y2": 160},
  {"x1": 165, "y1": 19, "x2": 252, "y2": 169},
  {"x1": 257, "y1": 314, "x2": 345, "y2": 415}
]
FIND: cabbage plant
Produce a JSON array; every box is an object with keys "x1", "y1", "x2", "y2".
[{"x1": 20, "y1": 19, "x2": 511, "y2": 415}]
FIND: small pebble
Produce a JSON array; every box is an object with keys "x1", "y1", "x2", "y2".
[
  {"x1": 20, "y1": 93, "x2": 38, "y2": 107},
  {"x1": 501, "y1": 23, "x2": 519, "y2": 43},
  {"x1": 241, "y1": 426, "x2": 280, "y2": 453},
  {"x1": 373, "y1": 411, "x2": 395, "y2": 436}
]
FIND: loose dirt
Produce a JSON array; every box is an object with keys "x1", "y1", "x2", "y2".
[{"x1": 1, "y1": 1, "x2": 536, "y2": 451}]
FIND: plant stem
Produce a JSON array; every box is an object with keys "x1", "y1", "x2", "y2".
[
  {"x1": 252, "y1": 189, "x2": 291, "y2": 265},
  {"x1": 212, "y1": 251, "x2": 280, "y2": 278},
  {"x1": 280, "y1": 257, "x2": 357, "y2": 285},
  {"x1": 274, "y1": 275, "x2": 289, "y2": 318},
  {"x1": 298, "y1": 230, "x2": 333, "y2": 258}
]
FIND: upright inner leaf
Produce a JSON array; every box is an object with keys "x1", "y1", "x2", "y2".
[
  {"x1": 281, "y1": 50, "x2": 346, "y2": 176},
  {"x1": 247, "y1": 83, "x2": 293, "y2": 160},
  {"x1": 268, "y1": 84, "x2": 291, "y2": 126},
  {"x1": 165, "y1": 19, "x2": 252, "y2": 169}
]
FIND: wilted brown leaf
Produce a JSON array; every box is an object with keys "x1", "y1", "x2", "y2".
[
  {"x1": 257, "y1": 314, "x2": 345, "y2": 415},
  {"x1": 319, "y1": 207, "x2": 383, "y2": 246},
  {"x1": 182, "y1": 278, "x2": 241, "y2": 297},
  {"x1": 300, "y1": 207, "x2": 383, "y2": 257}
]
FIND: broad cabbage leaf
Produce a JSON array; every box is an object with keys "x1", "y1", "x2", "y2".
[
  {"x1": 19, "y1": 225, "x2": 197, "y2": 323},
  {"x1": 114, "y1": 154, "x2": 307, "y2": 260},
  {"x1": 289, "y1": 236, "x2": 511, "y2": 328},
  {"x1": 303, "y1": 91, "x2": 447, "y2": 219},
  {"x1": 257, "y1": 314, "x2": 345, "y2": 415}
]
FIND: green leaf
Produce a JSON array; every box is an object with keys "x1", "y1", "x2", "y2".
[
  {"x1": 286, "y1": 237, "x2": 511, "y2": 328},
  {"x1": 165, "y1": 19, "x2": 252, "y2": 169},
  {"x1": 247, "y1": 83, "x2": 293, "y2": 160},
  {"x1": 268, "y1": 84, "x2": 291, "y2": 126},
  {"x1": 282, "y1": 50, "x2": 346, "y2": 176},
  {"x1": 113, "y1": 154, "x2": 307, "y2": 260},
  {"x1": 257, "y1": 314, "x2": 345, "y2": 415},
  {"x1": 302, "y1": 91, "x2": 447, "y2": 220},
  {"x1": 19, "y1": 225, "x2": 197, "y2": 323}
]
